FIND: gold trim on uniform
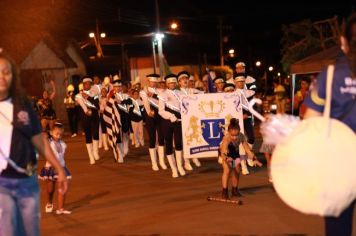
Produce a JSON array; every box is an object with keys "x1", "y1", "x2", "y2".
[{"x1": 310, "y1": 89, "x2": 325, "y2": 106}]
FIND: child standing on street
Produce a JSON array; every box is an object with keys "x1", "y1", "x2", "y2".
[
  {"x1": 219, "y1": 118, "x2": 255, "y2": 199},
  {"x1": 128, "y1": 89, "x2": 145, "y2": 148},
  {"x1": 38, "y1": 123, "x2": 72, "y2": 214}
]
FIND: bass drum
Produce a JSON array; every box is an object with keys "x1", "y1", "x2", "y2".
[{"x1": 271, "y1": 117, "x2": 356, "y2": 217}]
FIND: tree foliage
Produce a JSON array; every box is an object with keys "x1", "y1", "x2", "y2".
[{"x1": 280, "y1": 20, "x2": 323, "y2": 73}]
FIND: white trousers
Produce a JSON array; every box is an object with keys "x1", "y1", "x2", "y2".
[{"x1": 131, "y1": 121, "x2": 144, "y2": 146}]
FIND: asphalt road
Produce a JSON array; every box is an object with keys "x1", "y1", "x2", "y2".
[{"x1": 38, "y1": 134, "x2": 355, "y2": 236}]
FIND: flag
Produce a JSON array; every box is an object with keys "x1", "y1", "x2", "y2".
[
  {"x1": 103, "y1": 97, "x2": 122, "y2": 161},
  {"x1": 206, "y1": 69, "x2": 216, "y2": 93}
]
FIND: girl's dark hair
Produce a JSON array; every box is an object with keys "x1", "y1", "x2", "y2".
[
  {"x1": 300, "y1": 76, "x2": 311, "y2": 84},
  {"x1": 228, "y1": 118, "x2": 240, "y2": 131},
  {"x1": 0, "y1": 52, "x2": 28, "y2": 106},
  {"x1": 343, "y1": 13, "x2": 356, "y2": 78}
]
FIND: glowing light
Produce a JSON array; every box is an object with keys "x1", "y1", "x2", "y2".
[
  {"x1": 155, "y1": 33, "x2": 165, "y2": 40},
  {"x1": 170, "y1": 22, "x2": 178, "y2": 30}
]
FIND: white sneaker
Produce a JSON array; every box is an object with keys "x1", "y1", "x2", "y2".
[
  {"x1": 247, "y1": 158, "x2": 263, "y2": 167},
  {"x1": 240, "y1": 160, "x2": 250, "y2": 175},
  {"x1": 184, "y1": 162, "x2": 193, "y2": 171},
  {"x1": 247, "y1": 158, "x2": 255, "y2": 167},
  {"x1": 56, "y1": 209, "x2": 72, "y2": 215},
  {"x1": 45, "y1": 203, "x2": 53, "y2": 213},
  {"x1": 172, "y1": 171, "x2": 179, "y2": 178},
  {"x1": 193, "y1": 158, "x2": 201, "y2": 167}
]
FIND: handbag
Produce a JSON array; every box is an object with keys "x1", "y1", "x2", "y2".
[{"x1": 271, "y1": 65, "x2": 356, "y2": 217}]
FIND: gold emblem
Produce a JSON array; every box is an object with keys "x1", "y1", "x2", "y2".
[
  {"x1": 217, "y1": 114, "x2": 234, "y2": 134},
  {"x1": 185, "y1": 116, "x2": 203, "y2": 145},
  {"x1": 198, "y1": 100, "x2": 225, "y2": 117}
]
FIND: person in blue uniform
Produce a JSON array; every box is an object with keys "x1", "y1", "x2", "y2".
[{"x1": 304, "y1": 13, "x2": 356, "y2": 236}]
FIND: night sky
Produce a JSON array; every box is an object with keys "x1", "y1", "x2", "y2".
[
  {"x1": 0, "y1": 0, "x2": 354, "y2": 74},
  {"x1": 70, "y1": 0, "x2": 355, "y2": 72}
]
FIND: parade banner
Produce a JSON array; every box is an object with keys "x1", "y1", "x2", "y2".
[{"x1": 181, "y1": 92, "x2": 243, "y2": 159}]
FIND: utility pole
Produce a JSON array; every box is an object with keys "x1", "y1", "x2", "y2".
[
  {"x1": 155, "y1": 0, "x2": 164, "y2": 76},
  {"x1": 219, "y1": 16, "x2": 224, "y2": 66},
  {"x1": 155, "y1": 0, "x2": 160, "y2": 32},
  {"x1": 121, "y1": 43, "x2": 126, "y2": 81},
  {"x1": 152, "y1": 41, "x2": 157, "y2": 74},
  {"x1": 95, "y1": 18, "x2": 104, "y2": 58}
]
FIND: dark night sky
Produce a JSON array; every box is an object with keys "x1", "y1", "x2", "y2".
[
  {"x1": 69, "y1": 0, "x2": 354, "y2": 72},
  {"x1": 0, "y1": 0, "x2": 354, "y2": 74}
]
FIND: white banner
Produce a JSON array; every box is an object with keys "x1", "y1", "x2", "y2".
[{"x1": 181, "y1": 92, "x2": 243, "y2": 158}]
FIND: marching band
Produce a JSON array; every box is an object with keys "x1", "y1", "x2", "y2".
[{"x1": 71, "y1": 62, "x2": 259, "y2": 179}]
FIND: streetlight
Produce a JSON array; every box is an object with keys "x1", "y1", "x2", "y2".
[
  {"x1": 228, "y1": 49, "x2": 235, "y2": 57},
  {"x1": 255, "y1": 61, "x2": 261, "y2": 67},
  {"x1": 89, "y1": 32, "x2": 106, "y2": 38},
  {"x1": 170, "y1": 22, "x2": 178, "y2": 30},
  {"x1": 277, "y1": 72, "x2": 281, "y2": 76},
  {"x1": 155, "y1": 33, "x2": 165, "y2": 40},
  {"x1": 268, "y1": 66, "x2": 274, "y2": 71},
  {"x1": 154, "y1": 33, "x2": 165, "y2": 76}
]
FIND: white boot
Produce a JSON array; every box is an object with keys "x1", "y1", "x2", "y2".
[
  {"x1": 102, "y1": 134, "x2": 109, "y2": 151},
  {"x1": 92, "y1": 140, "x2": 100, "y2": 161},
  {"x1": 149, "y1": 148, "x2": 159, "y2": 171},
  {"x1": 166, "y1": 155, "x2": 179, "y2": 178},
  {"x1": 193, "y1": 158, "x2": 201, "y2": 167},
  {"x1": 130, "y1": 132, "x2": 135, "y2": 145},
  {"x1": 184, "y1": 158, "x2": 193, "y2": 171},
  {"x1": 98, "y1": 127, "x2": 102, "y2": 148},
  {"x1": 247, "y1": 143, "x2": 255, "y2": 167},
  {"x1": 175, "y1": 151, "x2": 186, "y2": 176},
  {"x1": 117, "y1": 146, "x2": 124, "y2": 163},
  {"x1": 86, "y1": 143, "x2": 95, "y2": 165},
  {"x1": 158, "y1": 146, "x2": 167, "y2": 170},
  {"x1": 123, "y1": 133, "x2": 129, "y2": 156},
  {"x1": 240, "y1": 159, "x2": 249, "y2": 175}
]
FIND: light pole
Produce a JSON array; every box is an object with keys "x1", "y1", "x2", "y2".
[
  {"x1": 219, "y1": 16, "x2": 224, "y2": 66},
  {"x1": 152, "y1": 40, "x2": 158, "y2": 74},
  {"x1": 88, "y1": 31, "x2": 106, "y2": 58},
  {"x1": 155, "y1": 33, "x2": 165, "y2": 76},
  {"x1": 154, "y1": 0, "x2": 165, "y2": 76}
]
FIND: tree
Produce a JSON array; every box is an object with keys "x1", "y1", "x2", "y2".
[
  {"x1": 280, "y1": 17, "x2": 339, "y2": 73},
  {"x1": 280, "y1": 20, "x2": 321, "y2": 73}
]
